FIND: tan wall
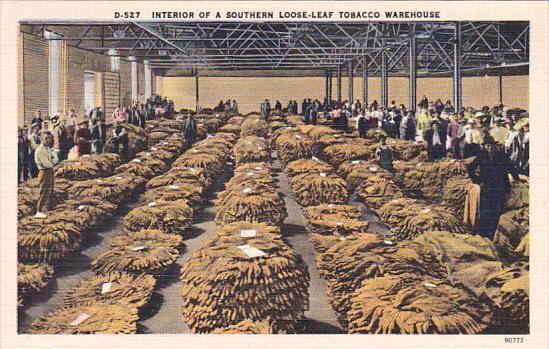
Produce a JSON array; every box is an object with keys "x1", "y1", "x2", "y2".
[
  {"x1": 162, "y1": 75, "x2": 529, "y2": 114},
  {"x1": 18, "y1": 31, "x2": 145, "y2": 125},
  {"x1": 20, "y1": 33, "x2": 49, "y2": 125}
]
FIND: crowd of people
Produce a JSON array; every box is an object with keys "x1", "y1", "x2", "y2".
[
  {"x1": 214, "y1": 100, "x2": 239, "y2": 114},
  {"x1": 17, "y1": 94, "x2": 175, "y2": 183}
]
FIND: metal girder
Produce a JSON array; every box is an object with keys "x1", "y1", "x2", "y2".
[{"x1": 25, "y1": 21, "x2": 529, "y2": 75}]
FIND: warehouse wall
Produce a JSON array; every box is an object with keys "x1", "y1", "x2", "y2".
[
  {"x1": 162, "y1": 75, "x2": 529, "y2": 114},
  {"x1": 18, "y1": 31, "x2": 148, "y2": 125}
]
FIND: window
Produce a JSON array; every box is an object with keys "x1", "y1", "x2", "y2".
[
  {"x1": 84, "y1": 72, "x2": 95, "y2": 115},
  {"x1": 45, "y1": 30, "x2": 61, "y2": 117}
]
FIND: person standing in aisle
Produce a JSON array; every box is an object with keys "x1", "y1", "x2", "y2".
[
  {"x1": 75, "y1": 120, "x2": 92, "y2": 157},
  {"x1": 275, "y1": 100, "x2": 282, "y2": 112},
  {"x1": 34, "y1": 131, "x2": 58, "y2": 217},
  {"x1": 357, "y1": 112, "x2": 368, "y2": 138},
  {"x1": 424, "y1": 120, "x2": 446, "y2": 161},
  {"x1": 182, "y1": 114, "x2": 198, "y2": 147},
  {"x1": 231, "y1": 100, "x2": 238, "y2": 114},
  {"x1": 31, "y1": 110, "x2": 43, "y2": 131},
  {"x1": 91, "y1": 118, "x2": 107, "y2": 154},
  {"x1": 260, "y1": 99, "x2": 271, "y2": 120},
  {"x1": 27, "y1": 123, "x2": 41, "y2": 178},
  {"x1": 467, "y1": 136, "x2": 521, "y2": 240},
  {"x1": 18, "y1": 127, "x2": 29, "y2": 183},
  {"x1": 112, "y1": 121, "x2": 129, "y2": 159},
  {"x1": 376, "y1": 136, "x2": 394, "y2": 173}
]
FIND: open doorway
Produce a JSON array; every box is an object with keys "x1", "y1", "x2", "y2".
[{"x1": 84, "y1": 72, "x2": 95, "y2": 116}]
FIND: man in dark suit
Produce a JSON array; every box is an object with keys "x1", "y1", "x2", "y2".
[
  {"x1": 91, "y1": 118, "x2": 107, "y2": 154},
  {"x1": 424, "y1": 120, "x2": 447, "y2": 161},
  {"x1": 467, "y1": 136, "x2": 522, "y2": 239}
]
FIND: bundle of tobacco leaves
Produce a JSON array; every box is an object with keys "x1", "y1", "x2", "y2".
[
  {"x1": 289, "y1": 172, "x2": 348, "y2": 207},
  {"x1": 275, "y1": 132, "x2": 318, "y2": 165},
  {"x1": 91, "y1": 229, "x2": 182, "y2": 276},
  {"x1": 377, "y1": 198, "x2": 469, "y2": 241},
  {"x1": 284, "y1": 158, "x2": 334, "y2": 178},
  {"x1": 141, "y1": 183, "x2": 203, "y2": 208},
  {"x1": 347, "y1": 273, "x2": 492, "y2": 334},
  {"x1": 29, "y1": 304, "x2": 139, "y2": 334},
  {"x1": 18, "y1": 263, "x2": 54, "y2": 306},
  {"x1": 355, "y1": 175, "x2": 404, "y2": 211},
  {"x1": 241, "y1": 118, "x2": 269, "y2": 138},
  {"x1": 210, "y1": 319, "x2": 273, "y2": 334},
  {"x1": 180, "y1": 234, "x2": 309, "y2": 333},
  {"x1": 18, "y1": 213, "x2": 82, "y2": 262},
  {"x1": 62, "y1": 272, "x2": 156, "y2": 309},
  {"x1": 317, "y1": 234, "x2": 446, "y2": 328},
  {"x1": 233, "y1": 136, "x2": 270, "y2": 165},
  {"x1": 124, "y1": 199, "x2": 194, "y2": 236}
]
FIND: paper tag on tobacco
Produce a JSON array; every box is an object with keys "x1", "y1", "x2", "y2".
[
  {"x1": 70, "y1": 313, "x2": 91, "y2": 326},
  {"x1": 101, "y1": 282, "x2": 112, "y2": 294},
  {"x1": 369, "y1": 166, "x2": 378, "y2": 172},
  {"x1": 240, "y1": 229, "x2": 257, "y2": 238},
  {"x1": 352, "y1": 160, "x2": 360, "y2": 164},
  {"x1": 130, "y1": 246, "x2": 146, "y2": 251},
  {"x1": 148, "y1": 202, "x2": 156, "y2": 207},
  {"x1": 77, "y1": 205, "x2": 86, "y2": 210},
  {"x1": 145, "y1": 152, "x2": 151, "y2": 157},
  {"x1": 254, "y1": 167, "x2": 263, "y2": 170},
  {"x1": 246, "y1": 172, "x2": 254, "y2": 176},
  {"x1": 424, "y1": 282, "x2": 437, "y2": 288},
  {"x1": 295, "y1": 135, "x2": 301, "y2": 139},
  {"x1": 237, "y1": 244, "x2": 267, "y2": 258},
  {"x1": 96, "y1": 179, "x2": 103, "y2": 183},
  {"x1": 384, "y1": 240, "x2": 394, "y2": 245},
  {"x1": 115, "y1": 176, "x2": 123, "y2": 180},
  {"x1": 151, "y1": 147, "x2": 158, "y2": 151},
  {"x1": 312, "y1": 156, "x2": 320, "y2": 162},
  {"x1": 188, "y1": 167, "x2": 196, "y2": 172},
  {"x1": 132, "y1": 158, "x2": 142, "y2": 163},
  {"x1": 319, "y1": 172, "x2": 327, "y2": 177},
  {"x1": 242, "y1": 188, "x2": 252, "y2": 194},
  {"x1": 169, "y1": 185, "x2": 180, "y2": 189}
]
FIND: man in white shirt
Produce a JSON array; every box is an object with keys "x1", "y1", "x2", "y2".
[{"x1": 34, "y1": 131, "x2": 59, "y2": 217}]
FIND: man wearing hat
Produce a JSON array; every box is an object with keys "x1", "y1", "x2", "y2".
[
  {"x1": 75, "y1": 119, "x2": 92, "y2": 157},
  {"x1": 31, "y1": 110, "x2": 43, "y2": 131},
  {"x1": 52, "y1": 115, "x2": 74, "y2": 161},
  {"x1": 490, "y1": 119, "x2": 509, "y2": 146},
  {"x1": 34, "y1": 131, "x2": 58, "y2": 217},
  {"x1": 424, "y1": 119, "x2": 446, "y2": 161},
  {"x1": 467, "y1": 136, "x2": 521, "y2": 239},
  {"x1": 453, "y1": 118, "x2": 468, "y2": 159}
]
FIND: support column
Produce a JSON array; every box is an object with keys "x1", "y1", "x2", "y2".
[
  {"x1": 337, "y1": 66, "x2": 342, "y2": 103},
  {"x1": 498, "y1": 75, "x2": 503, "y2": 104},
  {"x1": 144, "y1": 60, "x2": 152, "y2": 99},
  {"x1": 409, "y1": 33, "x2": 417, "y2": 111},
  {"x1": 327, "y1": 69, "x2": 333, "y2": 104},
  {"x1": 129, "y1": 56, "x2": 138, "y2": 101},
  {"x1": 453, "y1": 22, "x2": 462, "y2": 112},
  {"x1": 348, "y1": 61, "x2": 354, "y2": 106},
  {"x1": 195, "y1": 69, "x2": 200, "y2": 113},
  {"x1": 381, "y1": 42, "x2": 389, "y2": 108},
  {"x1": 362, "y1": 56, "x2": 369, "y2": 108},
  {"x1": 325, "y1": 69, "x2": 330, "y2": 103}
]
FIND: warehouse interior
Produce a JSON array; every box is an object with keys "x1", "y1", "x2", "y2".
[{"x1": 17, "y1": 21, "x2": 529, "y2": 334}]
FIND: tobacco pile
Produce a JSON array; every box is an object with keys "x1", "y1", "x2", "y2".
[
  {"x1": 338, "y1": 161, "x2": 392, "y2": 192},
  {"x1": 377, "y1": 198, "x2": 470, "y2": 241},
  {"x1": 68, "y1": 175, "x2": 146, "y2": 205},
  {"x1": 216, "y1": 221, "x2": 282, "y2": 240},
  {"x1": 413, "y1": 231, "x2": 503, "y2": 297},
  {"x1": 124, "y1": 199, "x2": 194, "y2": 236},
  {"x1": 241, "y1": 118, "x2": 269, "y2": 138},
  {"x1": 29, "y1": 304, "x2": 139, "y2": 334},
  {"x1": 485, "y1": 262, "x2": 529, "y2": 331},
  {"x1": 505, "y1": 180, "x2": 529, "y2": 210},
  {"x1": 54, "y1": 153, "x2": 120, "y2": 180},
  {"x1": 284, "y1": 158, "x2": 334, "y2": 178},
  {"x1": 141, "y1": 183, "x2": 203, "y2": 208},
  {"x1": 364, "y1": 128, "x2": 388, "y2": 142},
  {"x1": 356, "y1": 175, "x2": 404, "y2": 211},
  {"x1": 147, "y1": 166, "x2": 210, "y2": 191},
  {"x1": 215, "y1": 181, "x2": 286, "y2": 227},
  {"x1": 393, "y1": 160, "x2": 468, "y2": 201},
  {"x1": 289, "y1": 172, "x2": 348, "y2": 207},
  {"x1": 218, "y1": 124, "x2": 242, "y2": 136},
  {"x1": 233, "y1": 136, "x2": 270, "y2": 165},
  {"x1": 18, "y1": 263, "x2": 54, "y2": 306},
  {"x1": 322, "y1": 140, "x2": 375, "y2": 166},
  {"x1": 210, "y1": 319, "x2": 273, "y2": 334},
  {"x1": 347, "y1": 273, "x2": 492, "y2": 334},
  {"x1": 275, "y1": 132, "x2": 318, "y2": 165},
  {"x1": 53, "y1": 198, "x2": 117, "y2": 233},
  {"x1": 387, "y1": 139, "x2": 427, "y2": 161},
  {"x1": 180, "y1": 234, "x2": 310, "y2": 333},
  {"x1": 62, "y1": 272, "x2": 156, "y2": 309},
  {"x1": 306, "y1": 216, "x2": 370, "y2": 253},
  {"x1": 18, "y1": 213, "x2": 82, "y2": 262},
  {"x1": 114, "y1": 158, "x2": 157, "y2": 179},
  {"x1": 91, "y1": 229, "x2": 182, "y2": 276},
  {"x1": 302, "y1": 203, "x2": 360, "y2": 221},
  {"x1": 439, "y1": 177, "x2": 476, "y2": 217},
  {"x1": 317, "y1": 234, "x2": 447, "y2": 328}
]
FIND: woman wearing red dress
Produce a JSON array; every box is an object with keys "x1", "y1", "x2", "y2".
[{"x1": 75, "y1": 120, "x2": 92, "y2": 157}]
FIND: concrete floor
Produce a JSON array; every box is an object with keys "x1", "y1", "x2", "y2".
[{"x1": 18, "y1": 152, "x2": 390, "y2": 334}]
